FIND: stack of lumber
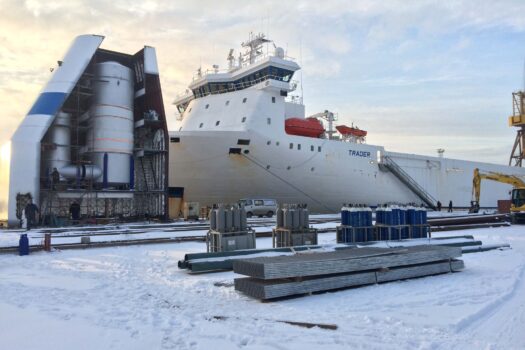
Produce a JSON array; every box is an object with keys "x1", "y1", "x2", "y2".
[{"x1": 233, "y1": 245, "x2": 464, "y2": 300}]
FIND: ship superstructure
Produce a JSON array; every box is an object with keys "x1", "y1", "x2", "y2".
[{"x1": 168, "y1": 33, "x2": 525, "y2": 213}]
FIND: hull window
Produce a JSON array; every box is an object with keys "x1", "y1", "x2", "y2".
[
  {"x1": 170, "y1": 137, "x2": 180, "y2": 143},
  {"x1": 272, "y1": 96, "x2": 276, "y2": 103},
  {"x1": 229, "y1": 148, "x2": 242, "y2": 154},
  {"x1": 289, "y1": 143, "x2": 293, "y2": 149},
  {"x1": 267, "y1": 118, "x2": 271, "y2": 125},
  {"x1": 205, "y1": 104, "x2": 210, "y2": 109},
  {"x1": 243, "y1": 98, "x2": 247, "y2": 103},
  {"x1": 199, "y1": 123, "x2": 203, "y2": 128},
  {"x1": 310, "y1": 145, "x2": 314, "y2": 151},
  {"x1": 318, "y1": 146, "x2": 322, "y2": 152},
  {"x1": 237, "y1": 139, "x2": 250, "y2": 145},
  {"x1": 298, "y1": 144, "x2": 301, "y2": 150},
  {"x1": 225, "y1": 100, "x2": 230, "y2": 106},
  {"x1": 216, "y1": 121, "x2": 220, "y2": 126}
]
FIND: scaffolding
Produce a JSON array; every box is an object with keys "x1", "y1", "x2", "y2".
[{"x1": 38, "y1": 48, "x2": 168, "y2": 226}]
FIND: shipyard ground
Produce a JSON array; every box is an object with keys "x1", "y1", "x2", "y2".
[{"x1": 0, "y1": 225, "x2": 524, "y2": 349}]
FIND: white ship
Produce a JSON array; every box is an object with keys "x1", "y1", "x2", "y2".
[{"x1": 169, "y1": 33, "x2": 525, "y2": 213}]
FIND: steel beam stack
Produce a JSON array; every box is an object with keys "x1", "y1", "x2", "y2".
[{"x1": 233, "y1": 245, "x2": 464, "y2": 300}]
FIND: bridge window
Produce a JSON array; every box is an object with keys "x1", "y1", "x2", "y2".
[
  {"x1": 310, "y1": 145, "x2": 314, "y2": 151},
  {"x1": 276, "y1": 141, "x2": 280, "y2": 146},
  {"x1": 297, "y1": 144, "x2": 301, "y2": 150},
  {"x1": 289, "y1": 143, "x2": 293, "y2": 149},
  {"x1": 318, "y1": 146, "x2": 322, "y2": 152}
]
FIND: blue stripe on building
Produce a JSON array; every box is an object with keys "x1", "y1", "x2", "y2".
[{"x1": 28, "y1": 92, "x2": 68, "y2": 116}]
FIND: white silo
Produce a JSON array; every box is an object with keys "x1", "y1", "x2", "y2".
[{"x1": 88, "y1": 61, "x2": 134, "y2": 185}]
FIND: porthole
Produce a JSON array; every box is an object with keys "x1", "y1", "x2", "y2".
[
  {"x1": 243, "y1": 97, "x2": 247, "y2": 103},
  {"x1": 287, "y1": 166, "x2": 291, "y2": 170},
  {"x1": 205, "y1": 104, "x2": 209, "y2": 109},
  {"x1": 311, "y1": 167, "x2": 315, "y2": 171},
  {"x1": 215, "y1": 121, "x2": 220, "y2": 126},
  {"x1": 266, "y1": 165, "x2": 271, "y2": 169},
  {"x1": 242, "y1": 117, "x2": 247, "y2": 123},
  {"x1": 243, "y1": 149, "x2": 250, "y2": 154},
  {"x1": 199, "y1": 123, "x2": 203, "y2": 128},
  {"x1": 266, "y1": 141, "x2": 271, "y2": 145}
]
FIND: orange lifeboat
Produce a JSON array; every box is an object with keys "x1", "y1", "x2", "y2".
[
  {"x1": 285, "y1": 117, "x2": 325, "y2": 138},
  {"x1": 336, "y1": 125, "x2": 367, "y2": 138}
]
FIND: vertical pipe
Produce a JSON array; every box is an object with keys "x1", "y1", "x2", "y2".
[
  {"x1": 129, "y1": 155, "x2": 135, "y2": 190},
  {"x1": 103, "y1": 152, "x2": 108, "y2": 189}
]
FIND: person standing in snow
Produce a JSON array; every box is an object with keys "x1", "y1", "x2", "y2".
[
  {"x1": 436, "y1": 201, "x2": 442, "y2": 211},
  {"x1": 24, "y1": 200, "x2": 39, "y2": 230},
  {"x1": 448, "y1": 200, "x2": 453, "y2": 212}
]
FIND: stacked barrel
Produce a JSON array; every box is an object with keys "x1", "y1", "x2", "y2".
[
  {"x1": 207, "y1": 204, "x2": 254, "y2": 252},
  {"x1": 276, "y1": 204, "x2": 309, "y2": 231},
  {"x1": 339, "y1": 204, "x2": 428, "y2": 243},
  {"x1": 209, "y1": 204, "x2": 247, "y2": 233},
  {"x1": 273, "y1": 204, "x2": 317, "y2": 247},
  {"x1": 339, "y1": 204, "x2": 373, "y2": 243},
  {"x1": 375, "y1": 205, "x2": 428, "y2": 240}
]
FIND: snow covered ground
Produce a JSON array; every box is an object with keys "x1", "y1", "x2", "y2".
[{"x1": 1, "y1": 225, "x2": 524, "y2": 349}]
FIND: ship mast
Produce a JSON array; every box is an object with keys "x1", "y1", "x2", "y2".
[{"x1": 241, "y1": 32, "x2": 271, "y2": 65}]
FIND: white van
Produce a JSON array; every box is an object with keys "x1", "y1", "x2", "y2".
[{"x1": 239, "y1": 198, "x2": 278, "y2": 218}]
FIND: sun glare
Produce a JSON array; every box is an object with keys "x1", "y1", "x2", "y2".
[{"x1": 0, "y1": 142, "x2": 10, "y2": 163}]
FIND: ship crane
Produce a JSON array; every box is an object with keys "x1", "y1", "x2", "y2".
[
  {"x1": 509, "y1": 91, "x2": 525, "y2": 166},
  {"x1": 469, "y1": 168, "x2": 525, "y2": 223}
]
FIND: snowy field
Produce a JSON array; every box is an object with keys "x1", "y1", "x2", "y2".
[{"x1": 1, "y1": 225, "x2": 524, "y2": 349}]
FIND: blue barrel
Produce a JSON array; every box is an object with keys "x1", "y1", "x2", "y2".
[
  {"x1": 365, "y1": 207, "x2": 374, "y2": 241},
  {"x1": 412, "y1": 207, "x2": 421, "y2": 239},
  {"x1": 390, "y1": 206, "x2": 400, "y2": 240},
  {"x1": 19, "y1": 234, "x2": 30, "y2": 256},
  {"x1": 407, "y1": 207, "x2": 416, "y2": 239},
  {"x1": 379, "y1": 207, "x2": 392, "y2": 241},
  {"x1": 421, "y1": 208, "x2": 428, "y2": 238}
]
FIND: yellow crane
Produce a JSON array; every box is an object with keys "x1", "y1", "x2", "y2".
[{"x1": 470, "y1": 168, "x2": 525, "y2": 223}]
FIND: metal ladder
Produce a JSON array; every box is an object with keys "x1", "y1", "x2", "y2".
[{"x1": 379, "y1": 156, "x2": 437, "y2": 210}]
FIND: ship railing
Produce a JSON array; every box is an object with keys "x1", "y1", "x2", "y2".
[{"x1": 193, "y1": 75, "x2": 298, "y2": 99}]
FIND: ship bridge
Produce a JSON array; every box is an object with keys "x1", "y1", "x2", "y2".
[{"x1": 174, "y1": 33, "x2": 300, "y2": 112}]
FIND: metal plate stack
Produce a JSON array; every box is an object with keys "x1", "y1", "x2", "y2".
[{"x1": 233, "y1": 245, "x2": 464, "y2": 300}]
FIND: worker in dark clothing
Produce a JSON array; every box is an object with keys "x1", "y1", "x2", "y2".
[
  {"x1": 69, "y1": 202, "x2": 81, "y2": 221},
  {"x1": 24, "y1": 200, "x2": 39, "y2": 230},
  {"x1": 436, "y1": 201, "x2": 442, "y2": 211},
  {"x1": 51, "y1": 167, "x2": 60, "y2": 190},
  {"x1": 448, "y1": 200, "x2": 453, "y2": 212}
]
